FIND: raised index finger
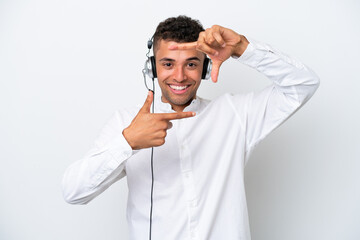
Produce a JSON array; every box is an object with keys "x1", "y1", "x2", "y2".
[
  {"x1": 154, "y1": 111, "x2": 196, "y2": 120},
  {"x1": 168, "y1": 42, "x2": 197, "y2": 50}
]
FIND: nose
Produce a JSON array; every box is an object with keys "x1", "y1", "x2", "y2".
[{"x1": 173, "y1": 65, "x2": 187, "y2": 82}]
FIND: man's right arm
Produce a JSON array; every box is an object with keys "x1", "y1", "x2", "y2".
[
  {"x1": 62, "y1": 110, "x2": 134, "y2": 204},
  {"x1": 62, "y1": 92, "x2": 195, "y2": 204}
]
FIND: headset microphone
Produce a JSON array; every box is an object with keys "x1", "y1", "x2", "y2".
[{"x1": 142, "y1": 36, "x2": 156, "y2": 240}]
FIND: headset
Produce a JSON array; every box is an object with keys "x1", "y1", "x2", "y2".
[{"x1": 142, "y1": 36, "x2": 212, "y2": 240}]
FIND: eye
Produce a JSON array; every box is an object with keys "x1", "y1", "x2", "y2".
[
  {"x1": 187, "y1": 62, "x2": 197, "y2": 68},
  {"x1": 162, "y1": 62, "x2": 172, "y2": 68}
]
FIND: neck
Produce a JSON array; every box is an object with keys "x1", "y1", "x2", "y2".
[
  {"x1": 161, "y1": 96, "x2": 195, "y2": 112},
  {"x1": 171, "y1": 104, "x2": 187, "y2": 113}
]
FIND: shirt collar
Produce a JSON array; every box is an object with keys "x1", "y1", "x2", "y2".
[{"x1": 154, "y1": 94, "x2": 203, "y2": 113}]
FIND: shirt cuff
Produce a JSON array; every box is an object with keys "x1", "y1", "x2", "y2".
[
  {"x1": 106, "y1": 133, "x2": 138, "y2": 169},
  {"x1": 233, "y1": 37, "x2": 274, "y2": 69}
]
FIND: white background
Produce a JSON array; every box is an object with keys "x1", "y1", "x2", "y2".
[{"x1": 0, "y1": 0, "x2": 359, "y2": 239}]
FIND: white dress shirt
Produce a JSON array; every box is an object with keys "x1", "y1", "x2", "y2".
[{"x1": 62, "y1": 39, "x2": 320, "y2": 240}]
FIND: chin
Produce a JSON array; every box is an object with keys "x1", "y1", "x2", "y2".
[{"x1": 163, "y1": 92, "x2": 194, "y2": 107}]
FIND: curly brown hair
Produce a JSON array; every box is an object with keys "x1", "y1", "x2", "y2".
[{"x1": 153, "y1": 15, "x2": 204, "y2": 53}]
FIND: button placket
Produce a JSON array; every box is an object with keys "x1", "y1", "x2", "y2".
[{"x1": 177, "y1": 120, "x2": 199, "y2": 240}]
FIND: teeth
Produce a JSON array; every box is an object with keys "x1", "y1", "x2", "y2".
[{"x1": 170, "y1": 85, "x2": 188, "y2": 90}]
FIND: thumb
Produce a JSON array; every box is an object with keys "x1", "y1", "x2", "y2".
[
  {"x1": 140, "y1": 91, "x2": 153, "y2": 113},
  {"x1": 211, "y1": 61, "x2": 223, "y2": 83}
]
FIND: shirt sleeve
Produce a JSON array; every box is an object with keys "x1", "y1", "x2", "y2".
[
  {"x1": 62, "y1": 109, "x2": 137, "y2": 204},
  {"x1": 228, "y1": 38, "x2": 320, "y2": 163}
]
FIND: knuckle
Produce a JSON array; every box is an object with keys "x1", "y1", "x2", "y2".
[
  {"x1": 237, "y1": 34, "x2": 242, "y2": 42},
  {"x1": 162, "y1": 130, "x2": 167, "y2": 138},
  {"x1": 206, "y1": 38, "x2": 215, "y2": 45},
  {"x1": 161, "y1": 122, "x2": 168, "y2": 129},
  {"x1": 158, "y1": 139, "x2": 165, "y2": 146}
]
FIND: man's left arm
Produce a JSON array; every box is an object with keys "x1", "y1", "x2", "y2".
[
  {"x1": 231, "y1": 38, "x2": 320, "y2": 160},
  {"x1": 170, "y1": 25, "x2": 320, "y2": 160}
]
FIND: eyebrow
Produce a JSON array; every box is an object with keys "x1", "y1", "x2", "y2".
[{"x1": 159, "y1": 57, "x2": 201, "y2": 62}]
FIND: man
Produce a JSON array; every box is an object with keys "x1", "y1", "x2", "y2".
[{"x1": 62, "y1": 16, "x2": 319, "y2": 240}]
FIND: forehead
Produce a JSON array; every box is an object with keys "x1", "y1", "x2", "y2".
[{"x1": 155, "y1": 40, "x2": 204, "y2": 60}]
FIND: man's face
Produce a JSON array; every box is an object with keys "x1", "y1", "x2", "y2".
[{"x1": 155, "y1": 40, "x2": 205, "y2": 112}]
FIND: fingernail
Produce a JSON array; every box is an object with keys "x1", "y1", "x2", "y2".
[
  {"x1": 214, "y1": 51, "x2": 219, "y2": 56},
  {"x1": 222, "y1": 43, "x2": 226, "y2": 47},
  {"x1": 192, "y1": 112, "x2": 196, "y2": 116}
]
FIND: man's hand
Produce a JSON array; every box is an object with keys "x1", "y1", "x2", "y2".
[
  {"x1": 169, "y1": 25, "x2": 249, "y2": 83},
  {"x1": 122, "y1": 91, "x2": 196, "y2": 150}
]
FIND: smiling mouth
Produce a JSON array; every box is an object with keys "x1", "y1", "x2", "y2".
[
  {"x1": 168, "y1": 84, "x2": 191, "y2": 94},
  {"x1": 169, "y1": 84, "x2": 190, "y2": 90}
]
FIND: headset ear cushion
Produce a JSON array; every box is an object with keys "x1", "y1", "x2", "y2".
[
  {"x1": 202, "y1": 57, "x2": 210, "y2": 79},
  {"x1": 150, "y1": 56, "x2": 157, "y2": 78}
]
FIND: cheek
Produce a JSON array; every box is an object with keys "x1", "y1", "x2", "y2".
[
  {"x1": 156, "y1": 68, "x2": 172, "y2": 81},
  {"x1": 189, "y1": 70, "x2": 202, "y2": 82}
]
